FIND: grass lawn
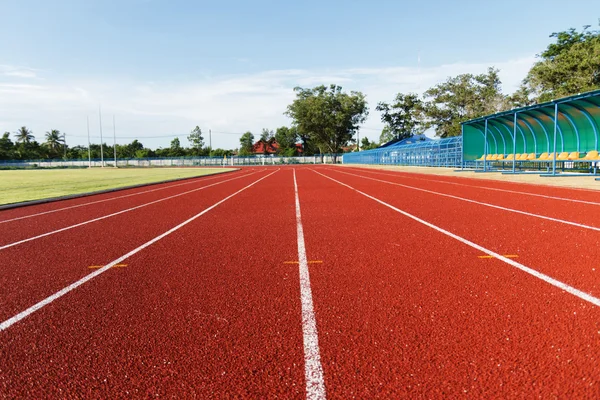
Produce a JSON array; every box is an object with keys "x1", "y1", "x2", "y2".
[{"x1": 0, "y1": 168, "x2": 235, "y2": 205}]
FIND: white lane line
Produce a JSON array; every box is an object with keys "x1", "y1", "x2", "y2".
[
  {"x1": 328, "y1": 168, "x2": 600, "y2": 233},
  {"x1": 313, "y1": 169, "x2": 600, "y2": 308},
  {"x1": 0, "y1": 170, "x2": 259, "y2": 251},
  {"x1": 0, "y1": 170, "x2": 278, "y2": 332},
  {"x1": 293, "y1": 169, "x2": 326, "y2": 400},
  {"x1": 0, "y1": 170, "x2": 242, "y2": 224},
  {"x1": 338, "y1": 166, "x2": 600, "y2": 206}
]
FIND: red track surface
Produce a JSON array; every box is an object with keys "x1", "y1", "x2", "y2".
[{"x1": 1, "y1": 165, "x2": 599, "y2": 398}]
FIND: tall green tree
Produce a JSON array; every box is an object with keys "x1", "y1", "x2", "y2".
[
  {"x1": 188, "y1": 126, "x2": 204, "y2": 156},
  {"x1": 43, "y1": 129, "x2": 65, "y2": 158},
  {"x1": 239, "y1": 131, "x2": 254, "y2": 155},
  {"x1": 274, "y1": 126, "x2": 299, "y2": 156},
  {"x1": 376, "y1": 93, "x2": 423, "y2": 141},
  {"x1": 522, "y1": 24, "x2": 600, "y2": 103},
  {"x1": 423, "y1": 67, "x2": 506, "y2": 138},
  {"x1": 169, "y1": 137, "x2": 185, "y2": 157},
  {"x1": 15, "y1": 126, "x2": 34, "y2": 144},
  {"x1": 285, "y1": 84, "x2": 368, "y2": 162},
  {"x1": 0, "y1": 132, "x2": 15, "y2": 160},
  {"x1": 360, "y1": 137, "x2": 378, "y2": 151},
  {"x1": 379, "y1": 126, "x2": 394, "y2": 144}
]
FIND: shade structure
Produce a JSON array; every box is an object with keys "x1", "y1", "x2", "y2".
[{"x1": 462, "y1": 89, "x2": 600, "y2": 162}]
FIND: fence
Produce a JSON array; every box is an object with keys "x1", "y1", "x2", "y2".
[
  {"x1": 0, "y1": 154, "x2": 343, "y2": 168},
  {"x1": 342, "y1": 136, "x2": 463, "y2": 167}
]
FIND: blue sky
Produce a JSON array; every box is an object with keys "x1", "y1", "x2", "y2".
[{"x1": 1, "y1": 0, "x2": 598, "y2": 150}]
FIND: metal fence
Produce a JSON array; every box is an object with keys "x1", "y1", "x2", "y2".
[
  {"x1": 0, "y1": 154, "x2": 343, "y2": 168},
  {"x1": 343, "y1": 136, "x2": 463, "y2": 167}
]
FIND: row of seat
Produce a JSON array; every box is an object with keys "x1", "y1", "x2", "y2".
[{"x1": 477, "y1": 151, "x2": 600, "y2": 162}]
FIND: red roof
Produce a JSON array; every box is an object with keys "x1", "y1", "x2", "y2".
[{"x1": 251, "y1": 140, "x2": 303, "y2": 154}]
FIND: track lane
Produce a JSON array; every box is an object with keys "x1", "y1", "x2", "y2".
[
  {"x1": 320, "y1": 167, "x2": 600, "y2": 298},
  {"x1": 0, "y1": 169, "x2": 259, "y2": 247},
  {"x1": 297, "y1": 168, "x2": 600, "y2": 398},
  {"x1": 0, "y1": 169, "x2": 308, "y2": 398},
  {"x1": 0, "y1": 170, "x2": 273, "y2": 321},
  {"x1": 332, "y1": 166, "x2": 600, "y2": 228},
  {"x1": 340, "y1": 165, "x2": 600, "y2": 200}
]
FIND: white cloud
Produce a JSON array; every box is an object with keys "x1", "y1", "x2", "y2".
[{"x1": 0, "y1": 56, "x2": 535, "y2": 149}]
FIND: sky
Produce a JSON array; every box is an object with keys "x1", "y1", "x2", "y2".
[{"x1": 1, "y1": 0, "x2": 598, "y2": 150}]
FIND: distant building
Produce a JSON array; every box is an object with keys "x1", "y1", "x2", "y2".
[{"x1": 251, "y1": 140, "x2": 303, "y2": 155}]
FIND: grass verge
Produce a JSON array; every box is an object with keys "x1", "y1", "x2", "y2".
[{"x1": 0, "y1": 168, "x2": 235, "y2": 205}]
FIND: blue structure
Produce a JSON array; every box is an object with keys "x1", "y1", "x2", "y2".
[{"x1": 343, "y1": 135, "x2": 463, "y2": 167}]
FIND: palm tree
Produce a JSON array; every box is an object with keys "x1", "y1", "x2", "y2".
[
  {"x1": 44, "y1": 130, "x2": 65, "y2": 155},
  {"x1": 15, "y1": 126, "x2": 34, "y2": 144}
]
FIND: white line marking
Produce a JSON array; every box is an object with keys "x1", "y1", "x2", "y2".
[
  {"x1": 328, "y1": 168, "x2": 600, "y2": 233},
  {"x1": 313, "y1": 169, "x2": 600, "y2": 308},
  {"x1": 338, "y1": 166, "x2": 600, "y2": 206},
  {"x1": 293, "y1": 169, "x2": 326, "y2": 400},
  {"x1": 0, "y1": 170, "x2": 278, "y2": 332},
  {"x1": 0, "y1": 171, "x2": 259, "y2": 251},
  {"x1": 0, "y1": 170, "x2": 242, "y2": 224}
]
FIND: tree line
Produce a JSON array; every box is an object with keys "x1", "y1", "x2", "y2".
[{"x1": 1, "y1": 22, "x2": 598, "y2": 161}]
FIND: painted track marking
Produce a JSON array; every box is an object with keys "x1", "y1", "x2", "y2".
[
  {"x1": 293, "y1": 169, "x2": 326, "y2": 400},
  {"x1": 338, "y1": 166, "x2": 600, "y2": 206},
  {"x1": 313, "y1": 169, "x2": 600, "y2": 308},
  {"x1": 0, "y1": 170, "x2": 245, "y2": 224},
  {"x1": 328, "y1": 168, "x2": 600, "y2": 233},
  {"x1": 0, "y1": 170, "x2": 278, "y2": 332},
  {"x1": 0, "y1": 170, "x2": 259, "y2": 251}
]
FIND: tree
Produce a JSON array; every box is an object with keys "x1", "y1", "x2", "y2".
[
  {"x1": 360, "y1": 137, "x2": 378, "y2": 151},
  {"x1": 188, "y1": 126, "x2": 204, "y2": 156},
  {"x1": 0, "y1": 132, "x2": 15, "y2": 160},
  {"x1": 422, "y1": 67, "x2": 506, "y2": 138},
  {"x1": 239, "y1": 131, "x2": 254, "y2": 155},
  {"x1": 376, "y1": 93, "x2": 423, "y2": 141},
  {"x1": 169, "y1": 137, "x2": 185, "y2": 157},
  {"x1": 522, "y1": 24, "x2": 600, "y2": 103},
  {"x1": 275, "y1": 126, "x2": 299, "y2": 156},
  {"x1": 379, "y1": 126, "x2": 394, "y2": 144},
  {"x1": 43, "y1": 129, "x2": 65, "y2": 158},
  {"x1": 14, "y1": 126, "x2": 34, "y2": 144},
  {"x1": 285, "y1": 84, "x2": 369, "y2": 162}
]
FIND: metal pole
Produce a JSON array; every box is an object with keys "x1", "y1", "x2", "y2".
[
  {"x1": 209, "y1": 129, "x2": 212, "y2": 151},
  {"x1": 357, "y1": 130, "x2": 360, "y2": 151},
  {"x1": 99, "y1": 106, "x2": 104, "y2": 167},
  {"x1": 552, "y1": 103, "x2": 558, "y2": 175},
  {"x1": 113, "y1": 115, "x2": 117, "y2": 168},
  {"x1": 513, "y1": 112, "x2": 517, "y2": 173},
  {"x1": 63, "y1": 132, "x2": 67, "y2": 161},
  {"x1": 87, "y1": 117, "x2": 92, "y2": 168},
  {"x1": 483, "y1": 119, "x2": 488, "y2": 171}
]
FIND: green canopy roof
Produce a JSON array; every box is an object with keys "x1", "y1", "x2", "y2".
[{"x1": 462, "y1": 89, "x2": 600, "y2": 161}]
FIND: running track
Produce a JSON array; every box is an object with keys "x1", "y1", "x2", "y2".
[{"x1": 1, "y1": 166, "x2": 599, "y2": 398}]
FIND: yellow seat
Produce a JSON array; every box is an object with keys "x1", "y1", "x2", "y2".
[
  {"x1": 476, "y1": 155, "x2": 485, "y2": 161},
  {"x1": 526, "y1": 153, "x2": 536, "y2": 160},
  {"x1": 535, "y1": 152, "x2": 549, "y2": 161},
  {"x1": 567, "y1": 152, "x2": 580, "y2": 160},
  {"x1": 485, "y1": 154, "x2": 494, "y2": 160},
  {"x1": 517, "y1": 153, "x2": 528, "y2": 160},
  {"x1": 490, "y1": 154, "x2": 499, "y2": 160},
  {"x1": 496, "y1": 154, "x2": 505, "y2": 160},
  {"x1": 556, "y1": 152, "x2": 570, "y2": 160},
  {"x1": 505, "y1": 154, "x2": 514, "y2": 160},
  {"x1": 583, "y1": 150, "x2": 600, "y2": 160}
]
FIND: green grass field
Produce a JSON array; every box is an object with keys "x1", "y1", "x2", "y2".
[{"x1": 0, "y1": 168, "x2": 235, "y2": 205}]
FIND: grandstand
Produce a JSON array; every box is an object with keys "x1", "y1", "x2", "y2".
[
  {"x1": 463, "y1": 89, "x2": 600, "y2": 176},
  {"x1": 344, "y1": 89, "x2": 600, "y2": 177}
]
